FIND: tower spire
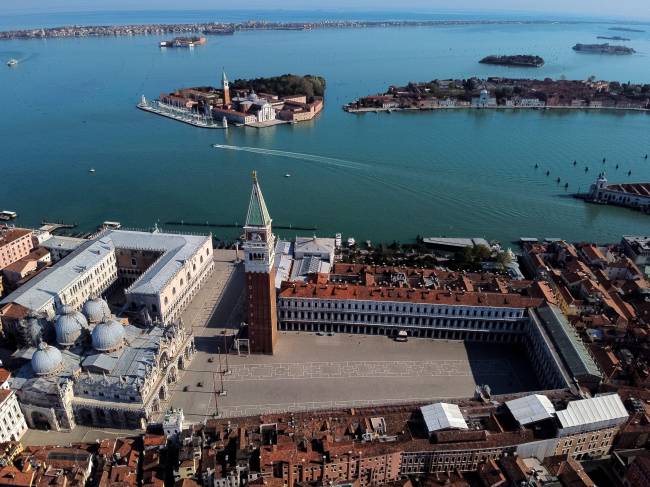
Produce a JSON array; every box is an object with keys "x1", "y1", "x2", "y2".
[
  {"x1": 245, "y1": 171, "x2": 272, "y2": 228},
  {"x1": 222, "y1": 67, "x2": 231, "y2": 106}
]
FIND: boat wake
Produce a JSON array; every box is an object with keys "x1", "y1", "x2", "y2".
[{"x1": 211, "y1": 144, "x2": 367, "y2": 170}]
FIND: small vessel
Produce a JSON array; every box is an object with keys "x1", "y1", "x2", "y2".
[
  {"x1": 347, "y1": 237, "x2": 356, "y2": 247},
  {"x1": 89, "y1": 168, "x2": 96, "y2": 173},
  {"x1": 534, "y1": 163, "x2": 538, "y2": 169},
  {"x1": 546, "y1": 170, "x2": 550, "y2": 176},
  {"x1": 284, "y1": 173, "x2": 291, "y2": 178},
  {"x1": 6, "y1": 59, "x2": 18, "y2": 67},
  {"x1": 101, "y1": 221, "x2": 122, "y2": 230},
  {"x1": 556, "y1": 177, "x2": 561, "y2": 183},
  {"x1": 573, "y1": 160, "x2": 577, "y2": 166},
  {"x1": 0, "y1": 210, "x2": 18, "y2": 221}
]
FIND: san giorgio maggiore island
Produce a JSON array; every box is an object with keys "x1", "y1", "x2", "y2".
[{"x1": 138, "y1": 71, "x2": 325, "y2": 129}]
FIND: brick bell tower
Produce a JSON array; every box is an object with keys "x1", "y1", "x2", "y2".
[{"x1": 243, "y1": 171, "x2": 278, "y2": 354}]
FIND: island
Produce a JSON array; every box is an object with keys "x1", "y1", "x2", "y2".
[
  {"x1": 572, "y1": 43, "x2": 635, "y2": 54},
  {"x1": 138, "y1": 71, "x2": 324, "y2": 129},
  {"x1": 609, "y1": 26, "x2": 645, "y2": 33},
  {"x1": 0, "y1": 19, "x2": 627, "y2": 41},
  {"x1": 597, "y1": 35, "x2": 631, "y2": 41},
  {"x1": 343, "y1": 77, "x2": 650, "y2": 113},
  {"x1": 479, "y1": 54, "x2": 544, "y2": 67}
]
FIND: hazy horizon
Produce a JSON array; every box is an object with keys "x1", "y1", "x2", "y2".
[{"x1": 1, "y1": 1, "x2": 649, "y2": 22}]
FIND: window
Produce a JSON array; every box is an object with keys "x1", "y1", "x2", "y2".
[{"x1": 131, "y1": 257, "x2": 137, "y2": 266}]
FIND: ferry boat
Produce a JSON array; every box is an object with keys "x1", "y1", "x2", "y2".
[
  {"x1": 6, "y1": 59, "x2": 18, "y2": 67},
  {"x1": 0, "y1": 210, "x2": 18, "y2": 221},
  {"x1": 100, "y1": 221, "x2": 122, "y2": 230}
]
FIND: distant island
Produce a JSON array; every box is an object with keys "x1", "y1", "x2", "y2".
[
  {"x1": 479, "y1": 54, "x2": 544, "y2": 67},
  {"x1": 609, "y1": 26, "x2": 645, "y2": 33},
  {"x1": 0, "y1": 19, "x2": 627, "y2": 41},
  {"x1": 138, "y1": 71, "x2": 324, "y2": 129},
  {"x1": 344, "y1": 77, "x2": 650, "y2": 113},
  {"x1": 572, "y1": 43, "x2": 635, "y2": 54},
  {"x1": 597, "y1": 35, "x2": 631, "y2": 41}
]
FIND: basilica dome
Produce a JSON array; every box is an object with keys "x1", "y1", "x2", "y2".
[
  {"x1": 55, "y1": 305, "x2": 87, "y2": 347},
  {"x1": 82, "y1": 297, "x2": 111, "y2": 324},
  {"x1": 91, "y1": 319, "x2": 125, "y2": 352},
  {"x1": 31, "y1": 342, "x2": 63, "y2": 377}
]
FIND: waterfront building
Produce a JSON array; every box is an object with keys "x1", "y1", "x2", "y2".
[
  {"x1": 0, "y1": 228, "x2": 33, "y2": 271},
  {"x1": 40, "y1": 235, "x2": 85, "y2": 262},
  {"x1": 621, "y1": 236, "x2": 650, "y2": 268},
  {"x1": 588, "y1": 173, "x2": 650, "y2": 211},
  {"x1": 0, "y1": 229, "x2": 214, "y2": 344},
  {"x1": 9, "y1": 298, "x2": 195, "y2": 430},
  {"x1": 0, "y1": 371, "x2": 27, "y2": 442},
  {"x1": 243, "y1": 172, "x2": 278, "y2": 354},
  {"x1": 472, "y1": 89, "x2": 497, "y2": 108}
]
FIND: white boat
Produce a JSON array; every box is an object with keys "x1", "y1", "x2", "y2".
[
  {"x1": 347, "y1": 237, "x2": 356, "y2": 247},
  {"x1": 101, "y1": 221, "x2": 121, "y2": 230},
  {"x1": 89, "y1": 168, "x2": 96, "y2": 173},
  {"x1": 0, "y1": 210, "x2": 18, "y2": 221},
  {"x1": 7, "y1": 59, "x2": 18, "y2": 67},
  {"x1": 284, "y1": 173, "x2": 291, "y2": 178}
]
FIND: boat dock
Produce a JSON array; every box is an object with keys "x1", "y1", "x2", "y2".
[
  {"x1": 40, "y1": 221, "x2": 77, "y2": 233},
  {"x1": 137, "y1": 100, "x2": 225, "y2": 129}
]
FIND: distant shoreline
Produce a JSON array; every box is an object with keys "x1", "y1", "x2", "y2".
[
  {"x1": 0, "y1": 18, "x2": 636, "y2": 40},
  {"x1": 345, "y1": 105, "x2": 650, "y2": 114}
]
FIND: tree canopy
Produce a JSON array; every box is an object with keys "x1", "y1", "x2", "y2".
[{"x1": 231, "y1": 74, "x2": 326, "y2": 99}]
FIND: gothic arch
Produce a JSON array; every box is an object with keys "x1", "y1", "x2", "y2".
[
  {"x1": 77, "y1": 408, "x2": 93, "y2": 426},
  {"x1": 31, "y1": 411, "x2": 53, "y2": 430}
]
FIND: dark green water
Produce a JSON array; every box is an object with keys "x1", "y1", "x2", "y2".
[{"x1": 1, "y1": 22, "x2": 650, "y2": 244}]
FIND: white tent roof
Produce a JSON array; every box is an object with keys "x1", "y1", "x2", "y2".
[
  {"x1": 557, "y1": 394, "x2": 628, "y2": 432},
  {"x1": 506, "y1": 394, "x2": 556, "y2": 425},
  {"x1": 420, "y1": 403, "x2": 468, "y2": 433}
]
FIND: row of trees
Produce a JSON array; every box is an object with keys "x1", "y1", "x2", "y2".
[{"x1": 231, "y1": 74, "x2": 326, "y2": 100}]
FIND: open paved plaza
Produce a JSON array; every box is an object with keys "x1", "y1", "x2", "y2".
[{"x1": 166, "y1": 331, "x2": 540, "y2": 421}]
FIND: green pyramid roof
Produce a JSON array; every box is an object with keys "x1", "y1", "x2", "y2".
[{"x1": 245, "y1": 172, "x2": 272, "y2": 227}]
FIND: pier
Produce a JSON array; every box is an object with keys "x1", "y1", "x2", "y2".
[
  {"x1": 137, "y1": 100, "x2": 225, "y2": 129},
  {"x1": 40, "y1": 221, "x2": 78, "y2": 233},
  {"x1": 165, "y1": 221, "x2": 317, "y2": 231}
]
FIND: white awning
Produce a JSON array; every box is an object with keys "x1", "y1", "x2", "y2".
[
  {"x1": 506, "y1": 394, "x2": 556, "y2": 425},
  {"x1": 421, "y1": 403, "x2": 468, "y2": 433}
]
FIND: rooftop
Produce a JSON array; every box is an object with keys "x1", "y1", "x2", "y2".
[
  {"x1": 506, "y1": 394, "x2": 556, "y2": 425},
  {"x1": 556, "y1": 393, "x2": 628, "y2": 432},
  {"x1": 420, "y1": 403, "x2": 469, "y2": 433},
  {"x1": 279, "y1": 281, "x2": 543, "y2": 308},
  {"x1": 0, "y1": 228, "x2": 31, "y2": 247}
]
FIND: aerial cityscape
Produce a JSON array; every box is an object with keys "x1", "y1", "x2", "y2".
[{"x1": 1, "y1": 2, "x2": 650, "y2": 487}]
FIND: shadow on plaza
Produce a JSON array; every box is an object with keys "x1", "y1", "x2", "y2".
[{"x1": 464, "y1": 341, "x2": 540, "y2": 396}]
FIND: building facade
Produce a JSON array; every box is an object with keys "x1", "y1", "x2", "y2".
[
  {"x1": 0, "y1": 228, "x2": 33, "y2": 271},
  {"x1": 243, "y1": 172, "x2": 278, "y2": 355},
  {"x1": 0, "y1": 387, "x2": 27, "y2": 442}
]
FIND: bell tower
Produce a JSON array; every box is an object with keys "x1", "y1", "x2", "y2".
[
  {"x1": 243, "y1": 171, "x2": 278, "y2": 354},
  {"x1": 222, "y1": 69, "x2": 231, "y2": 106}
]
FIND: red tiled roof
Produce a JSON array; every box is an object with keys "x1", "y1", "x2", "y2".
[
  {"x1": 0, "y1": 368, "x2": 10, "y2": 384},
  {"x1": 279, "y1": 282, "x2": 543, "y2": 308}
]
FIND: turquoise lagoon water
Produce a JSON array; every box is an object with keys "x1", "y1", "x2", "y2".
[{"x1": 1, "y1": 18, "x2": 650, "y2": 244}]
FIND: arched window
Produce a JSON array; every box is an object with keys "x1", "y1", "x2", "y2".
[
  {"x1": 164, "y1": 297, "x2": 168, "y2": 305},
  {"x1": 172, "y1": 287, "x2": 176, "y2": 296},
  {"x1": 180, "y1": 278, "x2": 184, "y2": 286},
  {"x1": 200, "y1": 256, "x2": 204, "y2": 264}
]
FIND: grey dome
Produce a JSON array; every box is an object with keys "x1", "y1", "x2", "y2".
[
  {"x1": 82, "y1": 297, "x2": 111, "y2": 324},
  {"x1": 55, "y1": 305, "x2": 87, "y2": 347},
  {"x1": 91, "y1": 319, "x2": 125, "y2": 352},
  {"x1": 31, "y1": 342, "x2": 63, "y2": 376}
]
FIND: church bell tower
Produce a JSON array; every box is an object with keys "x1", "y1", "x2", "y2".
[
  {"x1": 222, "y1": 69, "x2": 231, "y2": 107},
  {"x1": 243, "y1": 171, "x2": 278, "y2": 354}
]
